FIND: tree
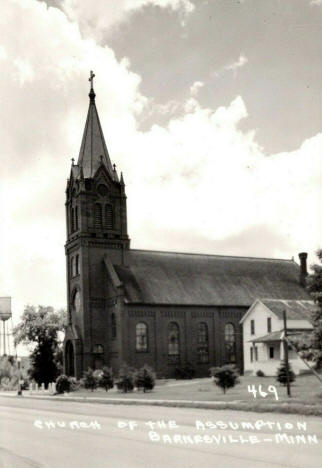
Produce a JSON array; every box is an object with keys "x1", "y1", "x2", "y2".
[
  {"x1": 134, "y1": 365, "x2": 155, "y2": 392},
  {"x1": 276, "y1": 360, "x2": 296, "y2": 386},
  {"x1": 13, "y1": 305, "x2": 66, "y2": 387},
  {"x1": 83, "y1": 368, "x2": 98, "y2": 391},
  {"x1": 98, "y1": 367, "x2": 114, "y2": 392},
  {"x1": 305, "y1": 248, "x2": 322, "y2": 370},
  {"x1": 210, "y1": 365, "x2": 240, "y2": 394}
]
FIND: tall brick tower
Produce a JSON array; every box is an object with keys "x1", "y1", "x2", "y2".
[{"x1": 63, "y1": 72, "x2": 130, "y2": 378}]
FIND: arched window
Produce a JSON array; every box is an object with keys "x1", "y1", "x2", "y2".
[
  {"x1": 111, "y1": 313, "x2": 116, "y2": 339},
  {"x1": 71, "y1": 207, "x2": 75, "y2": 232},
  {"x1": 75, "y1": 206, "x2": 79, "y2": 231},
  {"x1": 136, "y1": 322, "x2": 148, "y2": 352},
  {"x1": 94, "y1": 203, "x2": 102, "y2": 229},
  {"x1": 75, "y1": 255, "x2": 79, "y2": 275},
  {"x1": 197, "y1": 322, "x2": 209, "y2": 363},
  {"x1": 71, "y1": 257, "x2": 75, "y2": 277},
  {"x1": 225, "y1": 323, "x2": 236, "y2": 363},
  {"x1": 168, "y1": 322, "x2": 180, "y2": 364},
  {"x1": 105, "y1": 204, "x2": 113, "y2": 230}
]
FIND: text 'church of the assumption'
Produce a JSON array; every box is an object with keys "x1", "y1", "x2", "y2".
[{"x1": 63, "y1": 74, "x2": 310, "y2": 379}]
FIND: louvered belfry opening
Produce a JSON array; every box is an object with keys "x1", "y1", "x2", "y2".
[
  {"x1": 105, "y1": 204, "x2": 113, "y2": 230},
  {"x1": 94, "y1": 203, "x2": 102, "y2": 229}
]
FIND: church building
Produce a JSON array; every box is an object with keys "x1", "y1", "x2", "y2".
[{"x1": 63, "y1": 74, "x2": 310, "y2": 379}]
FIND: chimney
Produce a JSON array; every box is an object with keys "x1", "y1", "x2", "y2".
[{"x1": 298, "y1": 252, "x2": 308, "y2": 287}]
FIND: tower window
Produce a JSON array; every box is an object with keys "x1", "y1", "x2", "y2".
[
  {"x1": 111, "y1": 313, "x2": 116, "y2": 339},
  {"x1": 105, "y1": 204, "x2": 113, "y2": 230},
  {"x1": 136, "y1": 322, "x2": 148, "y2": 352},
  {"x1": 168, "y1": 322, "x2": 180, "y2": 364},
  {"x1": 75, "y1": 255, "x2": 79, "y2": 275},
  {"x1": 197, "y1": 322, "x2": 209, "y2": 363},
  {"x1": 71, "y1": 207, "x2": 75, "y2": 232},
  {"x1": 225, "y1": 323, "x2": 236, "y2": 363},
  {"x1": 75, "y1": 206, "x2": 79, "y2": 231},
  {"x1": 94, "y1": 203, "x2": 102, "y2": 229}
]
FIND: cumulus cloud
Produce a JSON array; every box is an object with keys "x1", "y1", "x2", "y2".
[
  {"x1": 212, "y1": 54, "x2": 249, "y2": 78},
  {"x1": 310, "y1": 0, "x2": 322, "y2": 5},
  {"x1": 190, "y1": 80, "x2": 204, "y2": 96},
  {"x1": 1, "y1": 0, "x2": 321, "y2": 323},
  {"x1": 61, "y1": 0, "x2": 195, "y2": 40}
]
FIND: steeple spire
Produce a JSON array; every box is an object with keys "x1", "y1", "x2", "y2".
[{"x1": 77, "y1": 71, "x2": 114, "y2": 178}]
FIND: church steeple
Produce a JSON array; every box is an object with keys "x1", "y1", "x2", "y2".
[{"x1": 77, "y1": 70, "x2": 114, "y2": 179}]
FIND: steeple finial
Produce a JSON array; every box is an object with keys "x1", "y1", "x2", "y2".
[{"x1": 88, "y1": 70, "x2": 96, "y2": 102}]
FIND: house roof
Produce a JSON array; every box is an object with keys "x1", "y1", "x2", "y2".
[
  {"x1": 249, "y1": 331, "x2": 283, "y2": 343},
  {"x1": 261, "y1": 299, "x2": 315, "y2": 321},
  {"x1": 114, "y1": 249, "x2": 310, "y2": 306}
]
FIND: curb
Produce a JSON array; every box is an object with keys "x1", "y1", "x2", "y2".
[{"x1": 1, "y1": 392, "x2": 321, "y2": 416}]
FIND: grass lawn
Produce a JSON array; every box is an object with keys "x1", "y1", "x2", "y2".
[{"x1": 71, "y1": 373, "x2": 322, "y2": 407}]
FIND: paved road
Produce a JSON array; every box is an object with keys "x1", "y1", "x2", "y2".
[{"x1": 0, "y1": 396, "x2": 321, "y2": 468}]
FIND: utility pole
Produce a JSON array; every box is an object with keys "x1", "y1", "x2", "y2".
[{"x1": 283, "y1": 310, "x2": 291, "y2": 397}]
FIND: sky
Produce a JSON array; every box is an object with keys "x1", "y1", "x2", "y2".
[{"x1": 0, "y1": 0, "x2": 321, "y2": 333}]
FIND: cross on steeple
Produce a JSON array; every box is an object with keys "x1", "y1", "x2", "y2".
[{"x1": 89, "y1": 70, "x2": 95, "y2": 89}]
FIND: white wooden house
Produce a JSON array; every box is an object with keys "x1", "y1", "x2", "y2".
[{"x1": 240, "y1": 299, "x2": 314, "y2": 375}]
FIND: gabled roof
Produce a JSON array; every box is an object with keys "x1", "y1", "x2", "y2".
[
  {"x1": 77, "y1": 90, "x2": 114, "y2": 179},
  {"x1": 114, "y1": 249, "x2": 310, "y2": 306}
]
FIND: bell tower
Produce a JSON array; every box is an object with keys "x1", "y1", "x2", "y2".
[{"x1": 64, "y1": 71, "x2": 129, "y2": 377}]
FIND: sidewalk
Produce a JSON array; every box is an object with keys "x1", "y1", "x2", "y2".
[{"x1": 1, "y1": 390, "x2": 321, "y2": 416}]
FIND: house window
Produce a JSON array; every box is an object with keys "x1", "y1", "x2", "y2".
[
  {"x1": 269, "y1": 347, "x2": 274, "y2": 359},
  {"x1": 225, "y1": 323, "x2": 236, "y2": 363},
  {"x1": 94, "y1": 203, "x2": 102, "y2": 229},
  {"x1": 168, "y1": 322, "x2": 180, "y2": 364},
  {"x1": 136, "y1": 323, "x2": 148, "y2": 352},
  {"x1": 250, "y1": 347, "x2": 253, "y2": 363},
  {"x1": 267, "y1": 317, "x2": 272, "y2": 333},
  {"x1": 250, "y1": 320, "x2": 255, "y2": 335},
  {"x1": 254, "y1": 346, "x2": 258, "y2": 361},
  {"x1": 75, "y1": 255, "x2": 79, "y2": 275},
  {"x1": 105, "y1": 204, "x2": 113, "y2": 230},
  {"x1": 111, "y1": 313, "x2": 116, "y2": 339},
  {"x1": 197, "y1": 322, "x2": 209, "y2": 363}
]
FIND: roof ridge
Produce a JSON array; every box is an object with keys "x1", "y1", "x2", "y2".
[{"x1": 130, "y1": 248, "x2": 294, "y2": 262}]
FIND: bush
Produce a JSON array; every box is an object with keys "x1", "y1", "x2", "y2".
[
  {"x1": 116, "y1": 364, "x2": 135, "y2": 393},
  {"x1": 210, "y1": 365, "x2": 240, "y2": 394},
  {"x1": 56, "y1": 374, "x2": 71, "y2": 394},
  {"x1": 276, "y1": 360, "x2": 296, "y2": 386},
  {"x1": 256, "y1": 370, "x2": 265, "y2": 377},
  {"x1": 134, "y1": 365, "x2": 155, "y2": 392},
  {"x1": 83, "y1": 368, "x2": 98, "y2": 392},
  {"x1": 68, "y1": 377, "x2": 81, "y2": 392},
  {"x1": 98, "y1": 367, "x2": 114, "y2": 392}
]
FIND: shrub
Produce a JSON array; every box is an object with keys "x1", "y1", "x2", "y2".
[
  {"x1": 68, "y1": 377, "x2": 81, "y2": 392},
  {"x1": 276, "y1": 360, "x2": 296, "y2": 386},
  {"x1": 83, "y1": 368, "x2": 98, "y2": 392},
  {"x1": 256, "y1": 370, "x2": 265, "y2": 377},
  {"x1": 56, "y1": 374, "x2": 71, "y2": 394},
  {"x1": 134, "y1": 365, "x2": 155, "y2": 392},
  {"x1": 210, "y1": 365, "x2": 240, "y2": 394},
  {"x1": 98, "y1": 367, "x2": 114, "y2": 392},
  {"x1": 116, "y1": 364, "x2": 135, "y2": 393}
]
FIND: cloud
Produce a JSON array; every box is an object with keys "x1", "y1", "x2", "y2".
[
  {"x1": 61, "y1": 0, "x2": 195, "y2": 40},
  {"x1": 1, "y1": 0, "x2": 321, "y2": 322},
  {"x1": 310, "y1": 0, "x2": 322, "y2": 5},
  {"x1": 224, "y1": 54, "x2": 248, "y2": 72},
  {"x1": 190, "y1": 80, "x2": 204, "y2": 96}
]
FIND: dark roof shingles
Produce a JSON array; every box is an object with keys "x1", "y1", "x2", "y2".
[{"x1": 114, "y1": 250, "x2": 310, "y2": 306}]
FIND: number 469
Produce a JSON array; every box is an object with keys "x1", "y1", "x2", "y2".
[{"x1": 247, "y1": 384, "x2": 278, "y2": 401}]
